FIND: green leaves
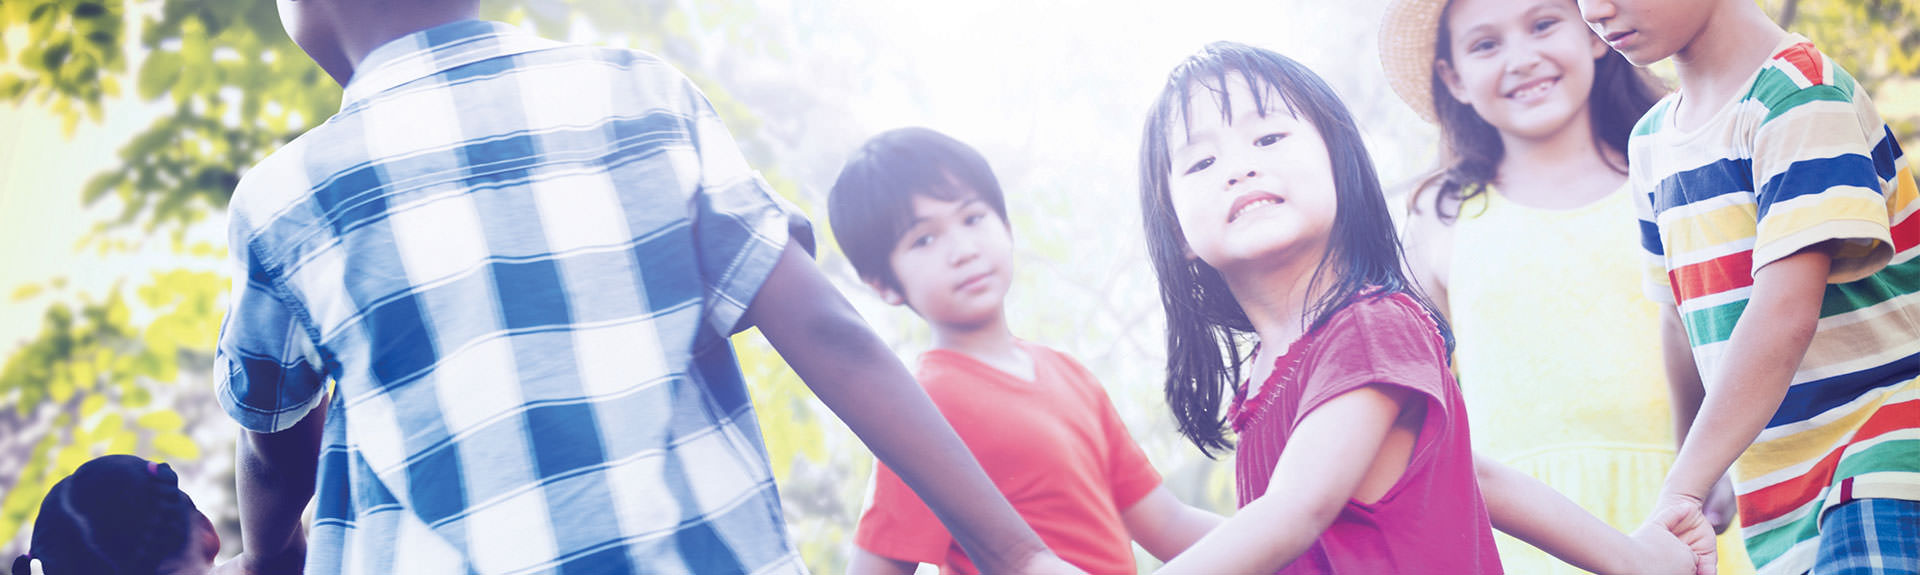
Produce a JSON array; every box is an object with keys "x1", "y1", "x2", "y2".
[{"x1": 0, "y1": 0, "x2": 128, "y2": 133}]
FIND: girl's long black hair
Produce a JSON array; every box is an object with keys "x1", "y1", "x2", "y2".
[
  {"x1": 1140, "y1": 42, "x2": 1451, "y2": 457},
  {"x1": 1418, "y1": 2, "x2": 1666, "y2": 220}
]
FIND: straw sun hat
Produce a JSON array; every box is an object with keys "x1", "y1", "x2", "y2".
[{"x1": 1379, "y1": 0, "x2": 1453, "y2": 124}]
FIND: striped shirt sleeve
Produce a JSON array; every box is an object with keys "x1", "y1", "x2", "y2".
[
  {"x1": 1636, "y1": 182, "x2": 1676, "y2": 304},
  {"x1": 1749, "y1": 55, "x2": 1894, "y2": 282}
]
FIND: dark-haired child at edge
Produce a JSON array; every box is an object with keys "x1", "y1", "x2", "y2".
[
  {"x1": 11, "y1": 454, "x2": 221, "y2": 575},
  {"x1": 827, "y1": 127, "x2": 1224, "y2": 574},
  {"x1": 1574, "y1": 0, "x2": 1920, "y2": 573},
  {"x1": 213, "y1": 0, "x2": 1079, "y2": 572},
  {"x1": 1380, "y1": 0, "x2": 1755, "y2": 571},
  {"x1": 1135, "y1": 42, "x2": 1713, "y2": 574}
]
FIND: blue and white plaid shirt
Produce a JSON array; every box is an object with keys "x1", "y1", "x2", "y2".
[{"x1": 216, "y1": 20, "x2": 810, "y2": 574}]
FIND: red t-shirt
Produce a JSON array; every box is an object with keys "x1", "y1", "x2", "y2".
[
  {"x1": 854, "y1": 342, "x2": 1162, "y2": 574},
  {"x1": 1227, "y1": 292, "x2": 1501, "y2": 574}
]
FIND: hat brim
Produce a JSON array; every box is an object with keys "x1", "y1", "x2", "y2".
[{"x1": 1379, "y1": 0, "x2": 1450, "y2": 124}]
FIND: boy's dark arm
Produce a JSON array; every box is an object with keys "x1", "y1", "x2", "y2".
[
  {"x1": 740, "y1": 243, "x2": 1071, "y2": 574},
  {"x1": 222, "y1": 394, "x2": 328, "y2": 575}
]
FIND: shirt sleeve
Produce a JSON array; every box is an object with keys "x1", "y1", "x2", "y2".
[
  {"x1": 679, "y1": 74, "x2": 816, "y2": 336},
  {"x1": 216, "y1": 233, "x2": 330, "y2": 434},
  {"x1": 1294, "y1": 294, "x2": 1453, "y2": 428},
  {"x1": 1635, "y1": 183, "x2": 1678, "y2": 305},
  {"x1": 1749, "y1": 78, "x2": 1894, "y2": 282},
  {"x1": 854, "y1": 461, "x2": 954, "y2": 566}
]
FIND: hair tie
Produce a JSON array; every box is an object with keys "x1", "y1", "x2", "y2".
[{"x1": 146, "y1": 461, "x2": 159, "y2": 477}]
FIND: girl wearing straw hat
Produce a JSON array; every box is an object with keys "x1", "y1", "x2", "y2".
[{"x1": 1380, "y1": 0, "x2": 1755, "y2": 573}]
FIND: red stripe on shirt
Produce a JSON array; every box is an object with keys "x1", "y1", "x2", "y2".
[
  {"x1": 1775, "y1": 42, "x2": 1825, "y2": 85},
  {"x1": 1670, "y1": 250, "x2": 1756, "y2": 302},
  {"x1": 1893, "y1": 209, "x2": 1920, "y2": 252},
  {"x1": 1737, "y1": 399, "x2": 1919, "y2": 526}
]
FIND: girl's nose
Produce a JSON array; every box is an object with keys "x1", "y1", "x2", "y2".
[
  {"x1": 1507, "y1": 48, "x2": 1545, "y2": 75},
  {"x1": 1227, "y1": 169, "x2": 1258, "y2": 187}
]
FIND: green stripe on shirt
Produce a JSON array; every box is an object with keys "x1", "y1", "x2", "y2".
[{"x1": 1821, "y1": 258, "x2": 1920, "y2": 317}]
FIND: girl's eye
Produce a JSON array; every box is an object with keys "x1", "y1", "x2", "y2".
[
  {"x1": 1534, "y1": 17, "x2": 1559, "y2": 33},
  {"x1": 1184, "y1": 157, "x2": 1214, "y2": 175},
  {"x1": 963, "y1": 214, "x2": 985, "y2": 226},
  {"x1": 911, "y1": 233, "x2": 934, "y2": 248},
  {"x1": 1468, "y1": 38, "x2": 1497, "y2": 53},
  {"x1": 1255, "y1": 133, "x2": 1288, "y2": 147}
]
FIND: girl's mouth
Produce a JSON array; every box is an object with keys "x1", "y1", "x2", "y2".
[
  {"x1": 1505, "y1": 77, "x2": 1559, "y2": 102},
  {"x1": 1228, "y1": 192, "x2": 1285, "y2": 223}
]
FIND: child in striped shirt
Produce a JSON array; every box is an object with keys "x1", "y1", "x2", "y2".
[{"x1": 1577, "y1": 0, "x2": 1920, "y2": 573}]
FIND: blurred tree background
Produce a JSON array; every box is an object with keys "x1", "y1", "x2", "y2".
[{"x1": 0, "y1": 0, "x2": 1911, "y2": 573}]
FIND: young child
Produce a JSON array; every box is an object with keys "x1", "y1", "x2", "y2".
[
  {"x1": 11, "y1": 454, "x2": 220, "y2": 575},
  {"x1": 216, "y1": 1, "x2": 1076, "y2": 573},
  {"x1": 1576, "y1": 0, "x2": 1920, "y2": 572},
  {"x1": 1135, "y1": 41, "x2": 1709, "y2": 574},
  {"x1": 1380, "y1": 0, "x2": 1753, "y2": 572},
  {"x1": 826, "y1": 127, "x2": 1223, "y2": 574}
]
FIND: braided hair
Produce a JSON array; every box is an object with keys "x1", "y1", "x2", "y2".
[{"x1": 11, "y1": 454, "x2": 201, "y2": 575}]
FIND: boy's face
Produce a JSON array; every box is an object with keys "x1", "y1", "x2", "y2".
[
  {"x1": 873, "y1": 193, "x2": 1015, "y2": 331},
  {"x1": 1576, "y1": 0, "x2": 1712, "y2": 66}
]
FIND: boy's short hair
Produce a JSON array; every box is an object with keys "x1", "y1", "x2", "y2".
[{"x1": 827, "y1": 127, "x2": 1010, "y2": 290}]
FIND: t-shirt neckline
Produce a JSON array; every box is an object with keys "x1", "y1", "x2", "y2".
[
  {"x1": 922, "y1": 341, "x2": 1041, "y2": 386},
  {"x1": 1661, "y1": 34, "x2": 1809, "y2": 143}
]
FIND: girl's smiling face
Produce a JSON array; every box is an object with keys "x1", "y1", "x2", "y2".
[
  {"x1": 1437, "y1": 0, "x2": 1611, "y2": 142},
  {"x1": 1167, "y1": 75, "x2": 1338, "y2": 277}
]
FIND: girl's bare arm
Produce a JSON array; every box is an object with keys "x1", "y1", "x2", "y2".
[{"x1": 1153, "y1": 384, "x2": 1410, "y2": 574}]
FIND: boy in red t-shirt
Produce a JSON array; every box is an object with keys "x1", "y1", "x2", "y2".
[{"x1": 827, "y1": 127, "x2": 1223, "y2": 574}]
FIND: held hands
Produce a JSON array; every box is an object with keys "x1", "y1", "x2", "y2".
[{"x1": 1643, "y1": 494, "x2": 1720, "y2": 575}]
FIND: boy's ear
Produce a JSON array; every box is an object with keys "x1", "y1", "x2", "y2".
[
  {"x1": 1435, "y1": 60, "x2": 1472, "y2": 109},
  {"x1": 864, "y1": 277, "x2": 907, "y2": 306}
]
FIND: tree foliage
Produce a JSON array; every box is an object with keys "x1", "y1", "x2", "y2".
[{"x1": 0, "y1": 0, "x2": 127, "y2": 133}]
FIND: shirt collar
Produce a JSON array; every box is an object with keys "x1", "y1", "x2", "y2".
[{"x1": 340, "y1": 20, "x2": 564, "y2": 109}]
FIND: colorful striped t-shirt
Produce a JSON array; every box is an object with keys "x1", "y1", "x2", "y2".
[{"x1": 1631, "y1": 35, "x2": 1920, "y2": 575}]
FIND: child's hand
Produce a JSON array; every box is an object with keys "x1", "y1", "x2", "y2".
[
  {"x1": 1648, "y1": 500, "x2": 1719, "y2": 575},
  {"x1": 1704, "y1": 472, "x2": 1737, "y2": 533},
  {"x1": 1625, "y1": 516, "x2": 1696, "y2": 574}
]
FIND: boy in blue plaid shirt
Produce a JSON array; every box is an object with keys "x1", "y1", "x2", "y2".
[{"x1": 213, "y1": 1, "x2": 1076, "y2": 573}]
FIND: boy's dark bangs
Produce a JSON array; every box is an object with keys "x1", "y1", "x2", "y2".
[{"x1": 873, "y1": 170, "x2": 982, "y2": 248}]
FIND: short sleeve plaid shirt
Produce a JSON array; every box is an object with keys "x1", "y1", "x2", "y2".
[{"x1": 215, "y1": 20, "x2": 810, "y2": 574}]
